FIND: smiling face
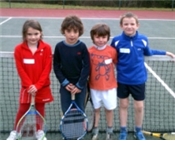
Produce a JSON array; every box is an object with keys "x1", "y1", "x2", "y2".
[
  {"x1": 26, "y1": 27, "x2": 42, "y2": 46},
  {"x1": 93, "y1": 34, "x2": 108, "y2": 47},
  {"x1": 22, "y1": 20, "x2": 43, "y2": 46},
  {"x1": 120, "y1": 17, "x2": 139, "y2": 37},
  {"x1": 90, "y1": 24, "x2": 110, "y2": 47}
]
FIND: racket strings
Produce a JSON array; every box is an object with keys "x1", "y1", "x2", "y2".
[
  {"x1": 61, "y1": 110, "x2": 87, "y2": 139},
  {"x1": 16, "y1": 110, "x2": 46, "y2": 139}
]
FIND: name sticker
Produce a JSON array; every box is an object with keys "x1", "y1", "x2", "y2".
[
  {"x1": 120, "y1": 48, "x2": 130, "y2": 53},
  {"x1": 105, "y1": 58, "x2": 112, "y2": 64},
  {"x1": 23, "y1": 59, "x2": 35, "y2": 64}
]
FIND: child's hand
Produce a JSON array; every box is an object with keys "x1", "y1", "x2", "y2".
[
  {"x1": 28, "y1": 85, "x2": 37, "y2": 94},
  {"x1": 166, "y1": 52, "x2": 175, "y2": 58},
  {"x1": 65, "y1": 83, "x2": 75, "y2": 92},
  {"x1": 71, "y1": 86, "x2": 81, "y2": 95}
]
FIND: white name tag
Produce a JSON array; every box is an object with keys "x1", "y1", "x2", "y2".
[
  {"x1": 23, "y1": 59, "x2": 35, "y2": 64},
  {"x1": 105, "y1": 58, "x2": 112, "y2": 64},
  {"x1": 120, "y1": 48, "x2": 130, "y2": 53}
]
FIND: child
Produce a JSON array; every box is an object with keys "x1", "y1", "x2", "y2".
[
  {"x1": 53, "y1": 15, "x2": 90, "y2": 114},
  {"x1": 88, "y1": 24, "x2": 118, "y2": 140},
  {"x1": 6, "y1": 20, "x2": 54, "y2": 140},
  {"x1": 110, "y1": 12, "x2": 175, "y2": 140}
]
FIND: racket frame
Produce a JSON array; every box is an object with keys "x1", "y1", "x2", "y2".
[
  {"x1": 60, "y1": 94, "x2": 88, "y2": 140},
  {"x1": 16, "y1": 95, "x2": 47, "y2": 139},
  {"x1": 85, "y1": 87, "x2": 95, "y2": 132}
]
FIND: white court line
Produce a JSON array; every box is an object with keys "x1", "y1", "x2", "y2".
[
  {"x1": 144, "y1": 62, "x2": 175, "y2": 98},
  {"x1": 0, "y1": 35, "x2": 175, "y2": 40},
  {"x1": 0, "y1": 16, "x2": 175, "y2": 21},
  {"x1": 0, "y1": 17, "x2": 12, "y2": 25}
]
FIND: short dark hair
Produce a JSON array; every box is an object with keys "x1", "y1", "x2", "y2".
[
  {"x1": 22, "y1": 19, "x2": 43, "y2": 41},
  {"x1": 120, "y1": 12, "x2": 139, "y2": 26},
  {"x1": 61, "y1": 15, "x2": 84, "y2": 36},
  {"x1": 90, "y1": 24, "x2": 110, "y2": 42}
]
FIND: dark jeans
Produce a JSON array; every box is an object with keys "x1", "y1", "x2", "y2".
[{"x1": 60, "y1": 85, "x2": 87, "y2": 114}]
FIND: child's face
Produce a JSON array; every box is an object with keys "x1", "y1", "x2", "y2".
[
  {"x1": 93, "y1": 34, "x2": 108, "y2": 47},
  {"x1": 26, "y1": 27, "x2": 41, "y2": 46},
  {"x1": 64, "y1": 28, "x2": 79, "y2": 45},
  {"x1": 120, "y1": 17, "x2": 139, "y2": 36}
]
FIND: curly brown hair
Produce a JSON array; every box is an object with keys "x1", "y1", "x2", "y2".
[{"x1": 60, "y1": 15, "x2": 84, "y2": 36}]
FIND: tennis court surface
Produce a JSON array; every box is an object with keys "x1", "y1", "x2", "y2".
[{"x1": 0, "y1": 9, "x2": 175, "y2": 140}]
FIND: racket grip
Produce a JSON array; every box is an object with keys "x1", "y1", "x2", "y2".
[
  {"x1": 71, "y1": 94, "x2": 75, "y2": 100},
  {"x1": 31, "y1": 95, "x2": 35, "y2": 104}
]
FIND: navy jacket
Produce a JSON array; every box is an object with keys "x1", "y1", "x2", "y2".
[{"x1": 53, "y1": 40, "x2": 90, "y2": 89}]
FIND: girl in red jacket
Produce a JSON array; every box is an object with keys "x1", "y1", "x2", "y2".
[{"x1": 7, "y1": 19, "x2": 54, "y2": 140}]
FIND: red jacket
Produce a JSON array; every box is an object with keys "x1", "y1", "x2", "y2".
[{"x1": 14, "y1": 40, "x2": 54, "y2": 103}]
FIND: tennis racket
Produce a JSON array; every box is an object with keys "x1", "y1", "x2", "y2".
[
  {"x1": 143, "y1": 130, "x2": 175, "y2": 140},
  {"x1": 16, "y1": 95, "x2": 47, "y2": 140},
  {"x1": 60, "y1": 94, "x2": 88, "y2": 140},
  {"x1": 85, "y1": 83, "x2": 95, "y2": 132}
]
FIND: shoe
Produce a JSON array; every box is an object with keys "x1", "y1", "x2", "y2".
[
  {"x1": 106, "y1": 133, "x2": 113, "y2": 140},
  {"x1": 92, "y1": 134, "x2": 98, "y2": 140},
  {"x1": 6, "y1": 131, "x2": 21, "y2": 140},
  {"x1": 92, "y1": 128, "x2": 99, "y2": 140},
  {"x1": 106, "y1": 127, "x2": 113, "y2": 140},
  {"x1": 35, "y1": 130, "x2": 47, "y2": 140},
  {"x1": 134, "y1": 131, "x2": 146, "y2": 140},
  {"x1": 118, "y1": 131, "x2": 127, "y2": 140}
]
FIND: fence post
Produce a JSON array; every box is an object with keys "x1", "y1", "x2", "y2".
[
  {"x1": 9, "y1": 0, "x2": 11, "y2": 8},
  {"x1": 63, "y1": 0, "x2": 65, "y2": 9},
  {"x1": 172, "y1": 0, "x2": 174, "y2": 11},
  {"x1": 118, "y1": 0, "x2": 122, "y2": 10}
]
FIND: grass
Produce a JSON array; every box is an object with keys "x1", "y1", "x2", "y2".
[{"x1": 0, "y1": 1, "x2": 173, "y2": 11}]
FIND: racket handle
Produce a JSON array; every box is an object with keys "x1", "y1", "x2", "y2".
[
  {"x1": 71, "y1": 94, "x2": 75, "y2": 100},
  {"x1": 31, "y1": 95, "x2": 35, "y2": 105}
]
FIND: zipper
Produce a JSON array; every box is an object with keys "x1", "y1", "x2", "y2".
[{"x1": 130, "y1": 40, "x2": 133, "y2": 47}]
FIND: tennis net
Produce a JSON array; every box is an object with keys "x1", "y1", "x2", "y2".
[{"x1": 0, "y1": 51, "x2": 175, "y2": 133}]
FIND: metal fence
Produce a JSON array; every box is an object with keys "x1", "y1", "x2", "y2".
[{"x1": 6, "y1": 0, "x2": 175, "y2": 11}]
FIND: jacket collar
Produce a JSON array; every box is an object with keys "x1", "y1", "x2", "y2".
[
  {"x1": 21, "y1": 40, "x2": 45, "y2": 50},
  {"x1": 122, "y1": 31, "x2": 138, "y2": 40}
]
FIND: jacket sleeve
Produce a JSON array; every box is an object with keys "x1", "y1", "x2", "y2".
[
  {"x1": 142, "y1": 38, "x2": 166, "y2": 56},
  {"x1": 53, "y1": 45, "x2": 69, "y2": 87},
  {"x1": 35, "y1": 45, "x2": 52, "y2": 90},
  {"x1": 75, "y1": 45, "x2": 90, "y2": 90},
  {"x1": 14, "y1": 46, "x2": 33, "y2": 88}
]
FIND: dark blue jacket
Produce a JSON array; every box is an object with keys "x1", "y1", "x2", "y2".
[{"x1": 53, "y1": 40, "x2": 90, "y2": 89}]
